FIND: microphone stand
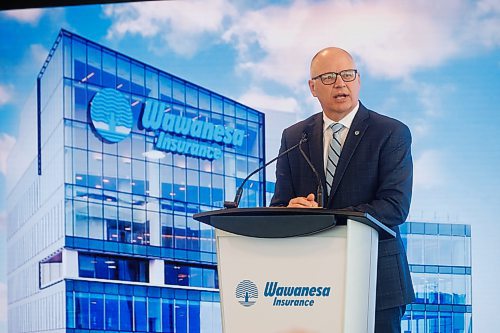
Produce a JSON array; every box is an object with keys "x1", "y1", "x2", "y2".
[
  {"x1": 224, "y1": 136, "x2": 308, "y2": 209},
  {"x1": 298, "y1": 136, "x2": 325, "y2": 208}
]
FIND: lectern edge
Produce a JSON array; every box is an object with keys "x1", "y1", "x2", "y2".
[{"x1": 193, "y1": 207, "x2": 395, "y2": 239}]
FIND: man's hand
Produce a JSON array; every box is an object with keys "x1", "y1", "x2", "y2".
[{"x1": 287, "y1": 193, "x2": 319, "y2": 208}]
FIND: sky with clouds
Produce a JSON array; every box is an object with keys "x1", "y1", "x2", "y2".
[{"x1": 1, "y1": 0, "x2": 500, "y2": 331}]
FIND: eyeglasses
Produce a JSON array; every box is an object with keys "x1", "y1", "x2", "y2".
[{"x1": 311, "y1": 69, "x2": 358, "y2": 85}]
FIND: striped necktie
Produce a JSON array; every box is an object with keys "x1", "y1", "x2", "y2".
[{"x1": 326, "y1": 123, "x2": 344, "y2": 194}]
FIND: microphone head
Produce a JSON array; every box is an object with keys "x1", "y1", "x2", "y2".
[{"x1": 223, "y1": 201, "x2": 238, "y2": 209}]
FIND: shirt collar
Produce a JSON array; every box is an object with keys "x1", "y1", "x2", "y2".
[{"x1": 323, "y1": 102, "x2": 360, "y2": 132}]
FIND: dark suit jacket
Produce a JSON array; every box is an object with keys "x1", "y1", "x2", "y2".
[{"x1": 270, "y1": 102, "x2": 415, "y2": 310}]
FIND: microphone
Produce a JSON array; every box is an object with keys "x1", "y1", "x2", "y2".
[
  {"x1": 223, "y1": 134, "x2": 309, "y2": 209},
  {"x1": 298, "y1": 133, "x2": 325, "y2": 208}
]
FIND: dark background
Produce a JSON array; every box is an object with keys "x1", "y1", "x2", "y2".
[{"x1": 1, "y1": 0, "x2": 157, "y2": 11}]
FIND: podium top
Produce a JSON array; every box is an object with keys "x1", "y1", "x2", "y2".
[{"x1": 193, "y1": 208, "x2": 395, "y2": 239}]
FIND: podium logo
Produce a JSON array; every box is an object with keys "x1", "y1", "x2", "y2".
[
  {"x1": 264, "y1": 281, "x2": 332, "y2": 307},
  {"x1": 235, "y1": 280, "x2": 259, "y2": 307},
  {"x1": 90, "y1": 88, "x2": 133, "y2": 143}
]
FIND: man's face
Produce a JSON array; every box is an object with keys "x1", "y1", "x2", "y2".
[{"x1": 308, "y1": 49, "x2": 361, "y2": 122}]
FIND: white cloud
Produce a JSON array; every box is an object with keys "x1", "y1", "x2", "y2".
[
  {"x1": 464, "y1": 0, "x2": 500, "y2": 49},
  {"x1": 3, "y1": 8, "x2": 44, "y2": 25},
  {"x1": 408, "y1": 82, "x2": 447, "y2": 118},
  {"x1": 396, "y1": 79, "x2": 455, "y2": 137},
  {"x1": 104, "y1": 0, "x2": 237, "y2": 56},
  {"x1": 224, "y1": 0, "x2": 455, "y2": 86},
  {"x1": 413, "y1": 150, "x2": 447, "y2": 190},
  {"x1": 238, "y1": 87, "x2": 300, "y2": 113},
  {"x1": 102, "y1": 0, "x2": 500, "y2": 93},
  {"x1": 0, "y1": 134, "x2": 16, "y2": 176},
  {"x1": 410, "y1": 118, "x2": 432, "y2": 137},
  {"x1": 10, "y1": 44, "x2": 50, "y2": 89},
  {"x1": 223, "y1": 0, "x2": 500, "y2": 88},
  {"x1": 222, "y1": 0, "x2": 321, "y2": 89},
  {"x1": 29, "y1": 44, "x2": 50, "y2": 69},
  {"x1": 0, "y1": 85, "x2": 13, "y2": 106}
]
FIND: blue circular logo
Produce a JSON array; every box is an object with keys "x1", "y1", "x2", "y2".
[
  {"x1": 90, "y1": 88, "x2": 133, "y2": 143},
  {"x1": 235, "y1": 280, "x2": 258, "y2": 307}
]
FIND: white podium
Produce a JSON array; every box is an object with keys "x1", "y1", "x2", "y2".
[{"x1": 193, "y1": 208, "x2": 395, "y2": 333}]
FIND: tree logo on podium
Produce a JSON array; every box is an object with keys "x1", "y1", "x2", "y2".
[
  {"x1": 236, "y1": 280, "x2": 259, "y2": 307},
  {"x1": 90, "y1": 88, "x2": 133, "y2": 143}
]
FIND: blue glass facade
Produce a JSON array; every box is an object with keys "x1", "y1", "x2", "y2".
[
  {"x1": 61, "y1": 28, "x2": 265, "y2": 254},
  {"x1": 66, "y1": 280, "x2": 220, "y2": 332},
  {"x1": 401, "y1": 222, "x2": 472, "y2": 332},
  {"x1": 22, "y1": 29, "x2": 264, "y2": 332}
]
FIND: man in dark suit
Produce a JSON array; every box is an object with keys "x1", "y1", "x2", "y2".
[{"x1": 270, "y1": 47, "x2": 414, "y2": 333}]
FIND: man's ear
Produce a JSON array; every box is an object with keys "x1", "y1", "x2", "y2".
[{"x1": 308, "y1": 79, "x2": 317, "y2": 97}]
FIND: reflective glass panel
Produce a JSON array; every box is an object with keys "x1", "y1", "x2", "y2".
[{"x1": 105, "y1": 294, "x2": 119, "y2": 330}]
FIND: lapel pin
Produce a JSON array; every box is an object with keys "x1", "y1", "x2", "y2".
[{"x1": 354, "y1": 130, "x2": 360, "y2": 136}]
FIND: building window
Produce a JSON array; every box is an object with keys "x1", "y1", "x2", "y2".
[
  {"x1": 68, "y1": 187, "x2": 151, "y2": 246},
  {"x1": 40, "y1": 251, "x2": 63, "y2": 289},
  {"x1": 402, "y1": 222, "x2": 472, "y2": 332},
  {"x1": 66, "y1": 280, "x2": 220, "y2": 332},
  {"x1": 120, "y1": 295, "x2": 133, "y2": 330},
  {"x1": 104, "y1": 294, "x2": 119, "y2": 330},
  {"x1": 165, "y1": 262, "x2": 218, "y2": 288},
  {"x1": 162, "y1": 298, "x2": 174, "y2": 332},
  {"x1": 134, "y1": 296, "x2": 148, "y2": 331},
  {"x1": 75, "y1": 292, "x2": 90, "y2": 329},
  {"x1": 78, "y1": 253, "x2": 149, "y2": 282}
]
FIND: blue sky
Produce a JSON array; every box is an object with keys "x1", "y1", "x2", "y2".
[{"x1": 1, "y1": 0, "x2": 500, "y2": 331}]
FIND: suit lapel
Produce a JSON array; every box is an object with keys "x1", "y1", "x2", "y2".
[{"x1": 328, "y1": 104, "x2": 370, "y2": 205}]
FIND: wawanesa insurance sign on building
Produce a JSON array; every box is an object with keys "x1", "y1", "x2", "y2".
[{"x1": 90, "y1": 88, "x2": 246, "y2": 160}]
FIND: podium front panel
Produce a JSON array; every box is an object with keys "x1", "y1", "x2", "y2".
[
  {"x1": 216, "y1": 226, "x2": 348, "y2": 333},
  {"x1": 343, "y1": 219, "x2": 379, "y2": 332}
]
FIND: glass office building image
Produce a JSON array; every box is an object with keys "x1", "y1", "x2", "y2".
[
  {"x1": 401, "y1": 222, "x2": 472, "y2": 332},
  {"x1": 7, "y1": 29, "x2": 265, "y2": 332}
]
